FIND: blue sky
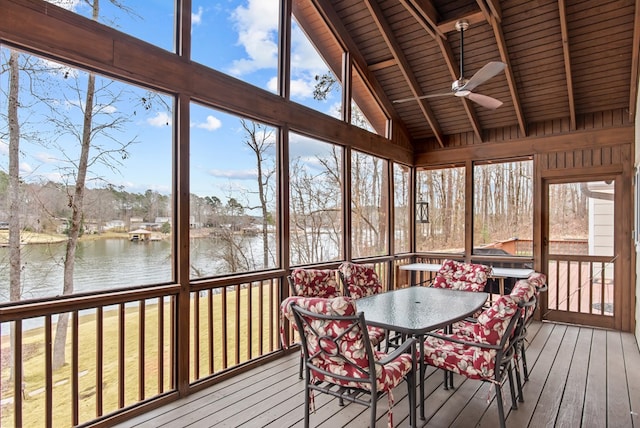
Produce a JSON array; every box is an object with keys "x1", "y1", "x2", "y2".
[{"x1": 0, "y1": 0, "x2": 344, "y2": 205}]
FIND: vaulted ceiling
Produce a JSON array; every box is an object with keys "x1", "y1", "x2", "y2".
[{"x1": 294, "y1": 0, "x2": 639, "y2": 150}]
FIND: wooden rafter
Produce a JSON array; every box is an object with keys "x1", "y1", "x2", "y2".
[
  {"x1": 558, "y1": 0, "x2": 576, "y2": 130},
  {"x1": 363, "y1": 0, "x2": 444, "y2": 146},
  {"x1": 400, "y1": 1, "x2": 483, "y2": 141},
  {"x1": 487, "y1": 13, "x2": 527, "y2": 136},
  {"x1": 629, "y1": 0, "x2": 640, "y2": 119},
  {"x1": 406, "y1": 0, "x2": 444, "y2": 39},
  {"x1": 303, "y1": 0, "x2": 410, "y2": 140}
]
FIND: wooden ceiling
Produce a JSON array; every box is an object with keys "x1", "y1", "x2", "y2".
[{"x1": 294, "y1": 0, "x2": 640, "y2": 150}]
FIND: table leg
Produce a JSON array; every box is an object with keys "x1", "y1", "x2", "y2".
[
  {"x1": 499, "y1": 277, "x2": 505, "y2": 295},
  {"x1": 418, "y1": 335, "x2": 425, "y2": 420}
]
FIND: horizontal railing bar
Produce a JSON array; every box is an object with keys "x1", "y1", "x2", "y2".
[
  {"x1": 547, "y1": 254, "x2": 613, "y2": 262},
  {"x1": 0, "y1": 285, "x2": 180, "y2": 322},
  {"x1": 190, "y1": 270, "x2": 287, "y2": 291}
]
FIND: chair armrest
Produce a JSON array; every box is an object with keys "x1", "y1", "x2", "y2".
[
  {"x1": 376, "y1": 337, "x2": 417, "y2": 365},
  {"x1": 425, "y1": 331, "x2": 501, "y2": 351},
  {"x1": 519, "y1": 299, "x2": 536, "y2": 308}
]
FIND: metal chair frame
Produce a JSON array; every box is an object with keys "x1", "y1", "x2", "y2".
[{"x1": 290, "y1": 303, "x2": 417, "y2": 428}]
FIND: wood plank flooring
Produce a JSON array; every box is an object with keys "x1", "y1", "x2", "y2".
[{"x1": 118, "y1": 322, "x2": 640, "y2": 427}]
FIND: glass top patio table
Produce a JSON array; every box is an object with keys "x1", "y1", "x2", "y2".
[
  {"x1": 356, "y1": 286, "x2": 488, "y2": 334},
  {"x1": 356, "y1": 287, "x2": 488, "y2": 420}
]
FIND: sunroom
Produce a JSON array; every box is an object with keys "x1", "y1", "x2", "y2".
[{"x1": 0, "y1": 0, "x2": 639, "y2": 427}]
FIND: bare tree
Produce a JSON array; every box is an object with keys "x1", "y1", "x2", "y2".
[{"x1": 239, "y1": 119, "x2": 276, "y2": 269}]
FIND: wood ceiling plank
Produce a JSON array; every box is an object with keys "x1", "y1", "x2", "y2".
[
  {"x1": 488, "y1": 13, "x2": 527, "y2": 136},
  {"x1": 303, "y1": 0, "x2": 412, "y2": 143},
  {"x1": 364, "y1": 0, "x2": 445, "y2": 146}
]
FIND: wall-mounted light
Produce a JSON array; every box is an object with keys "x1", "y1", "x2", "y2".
[{"x1": 417, "y1": 200, "x2": 429, "y2": 224}]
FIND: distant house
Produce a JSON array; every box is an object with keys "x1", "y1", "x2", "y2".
[
  {"x1": 155, "y1": 217, "x2": 171, "y2": 225},
  {"x1": 104, "y1": 220, "x2": 126, "y2": 231},
  {"x1": 128, "y1": 229, "x2": 152, "y2": 241}
]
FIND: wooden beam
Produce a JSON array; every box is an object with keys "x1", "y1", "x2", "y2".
[
  {"x1": 629, "y1": 0, "x2": 640, "y2": 119},
  {"x1": 488, "y1": 14, "x2": 527, "y2": 136},
  {"x1": 437, "y1": 11, "x2": 486, "y2": 34},
  {"x1": 414, "y1": 126, "x2": 634, "y2": 166},
  {"x1": 558, "y1": 0, "x2": 576, "y2": 130},
  {"x1": 482, "y1": 0, "x2": 502, "y2": 22},
  {"x1": 364, "y1": 0, "x2": 445, "y2": 146},
  {"x1": 368, "y1": 58, "x2": 396, "y2": 72},
  {"x1": 404, "y1": 0, "x2": 443, "y2": 39},
  {"x1": 303, "y1": 0, "x2": 412, "y2": 143}
]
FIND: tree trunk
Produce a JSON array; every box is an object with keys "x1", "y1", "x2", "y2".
[
  {"x1": 8, "y1": 49, "x2": 22, "y2": 382},
  {"x1": 52, "y1": 69, "x2": 96, "y2": 370}
]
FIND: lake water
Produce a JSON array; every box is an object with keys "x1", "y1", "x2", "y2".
[{"x1": 0, "y1": 237, "x2": 247, "y2": 303}]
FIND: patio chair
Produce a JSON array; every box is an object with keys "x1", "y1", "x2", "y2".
[
  {"x1": 287, "y1": 267, "x2": 341, "y2": 299},
  {"x1": 449, "y1": 278, "x2": 537, "y2": 398},
  {"x1": 337, "y1": 261, "x2": 389, "y2": 348},
  {"x1": 285, "y1": 296, "x2": 417, "y2": 428},
  {"x1": 286, "y1": 268, "x2": 342, "y2": 378},
  {"x1": 422, "y1": 295, "x2": 521, "y2": 428},
  {"x1": 519, "y1": 272, "x2": 547, "y2": 380},
  {"x1": 337, "y1": 261, "x2": 383, "y2": 298},
  {"x1": 431, "y1": 259, "x2": 491, "y2": 292}
]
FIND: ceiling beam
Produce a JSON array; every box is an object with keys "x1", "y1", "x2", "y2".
[
  {"x1": 400, "y1": 0, "x2": 484, "y2": 141},
  {"x1": 368, "y1": 58, "x2": 396, "y2": 72},
  {"x1": 303, "y1": 0, "x2": 412, "y2": 142},
  {"x1": 406, "y1": 0, "x2": 444, "y2": 39},
  {"x1": 364, "y1": 0, "x2": 445, "y2": 147},
  {"x1": 481, "y1": 0, "x2": 502, "y2": 23},
  {"x1": 629, "y1": 0, "x2": 640, "y2": 119},
  {"x1": 437, "y1": 11, "x2": 486, "y2": 34},
  {"x1": 487, "y1": 13, "x2": 527, "y2": 136},
  {"x1": 558, "y1": 0, "x2": 576, "y2": 130}
]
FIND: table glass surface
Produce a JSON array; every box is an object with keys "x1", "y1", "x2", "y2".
[{"x1": 355, "y1": 287, "x2": 488, "y2": 335}]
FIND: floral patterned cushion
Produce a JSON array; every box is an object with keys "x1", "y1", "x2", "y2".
[
  {"x1": 290, "y1": 268, "x2": 340, "y2": 298},
  {"x1": 509, "y1": 280, "x2": 535, "y2": 305},
  {"x1": 338, "y1": 262, "x2": 383, "y2": 299},
  {"x1": 473, "y1": 295, "x2": 519, "y2": 345},
  {"x1": 432, "y1": 259, "x2": 490, "y2": 292},
  {"x1": 423, "y1": 296, "x2": 518, "y2": 380},
  {"x1": 281, "y1": 296, "x2": 412, "y2": 392},
  {"x1": 279, "y1": 296, "x2": 383, "y2": 349},
  {"x1": 528, "y1": 272, "x2": 547, "y2": 290}
]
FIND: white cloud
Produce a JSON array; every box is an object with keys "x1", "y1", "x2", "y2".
[
  {"x1": 46, "y1": 0, "x2": 81, "y2": 12},
  {"x1": 208, "y1": 169, "x2": 257, "y2": 180},
  {"x1": 290, "y1": 78, "x2": 315, "y2": 99},
  {"x1": 192, "y1": 6, "x2": 203, "y2": 26},
  {"x1": 194, "y1": 115, "x2": 222, "y2": 131},
  {"x1": 227, "y1": 0, "x2": 279, "y2": 76},
  {"x1": 147, "y1": 112, "x2": 172, "y2": 127},
  {"x1": 20, "y1": 162, "x2": 33, "y2": 174},
  {"x1": 34, "y1": 152, "x2": 58, "y2": 164}
]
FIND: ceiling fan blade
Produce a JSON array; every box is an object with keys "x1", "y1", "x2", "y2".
[
  {"x1": 393, "y1": 92, "x2": 452, "y2": 104},
  {"x1": 463, "y1": 61, "x2": 506, "y2": 92},
  {"x1": 466, "y1": 92, "x2": 503, "y2": 109}
]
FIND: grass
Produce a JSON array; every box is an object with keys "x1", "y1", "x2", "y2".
[{"x1": 1, "y1": 285, "x2": 279, "y2": 427}]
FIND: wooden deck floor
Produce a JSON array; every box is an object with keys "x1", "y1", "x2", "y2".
[{"x1": 119, "y1": 322, "x2": 640, "y2": 427}]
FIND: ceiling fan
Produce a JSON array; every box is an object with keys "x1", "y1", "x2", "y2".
[{"x1": 393, "y1": 19, "x2": 506, "y2": 109}]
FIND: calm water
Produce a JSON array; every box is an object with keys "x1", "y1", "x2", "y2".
[{"x1": 0, "y1": 237, "x2": 236, "y2": 303}]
